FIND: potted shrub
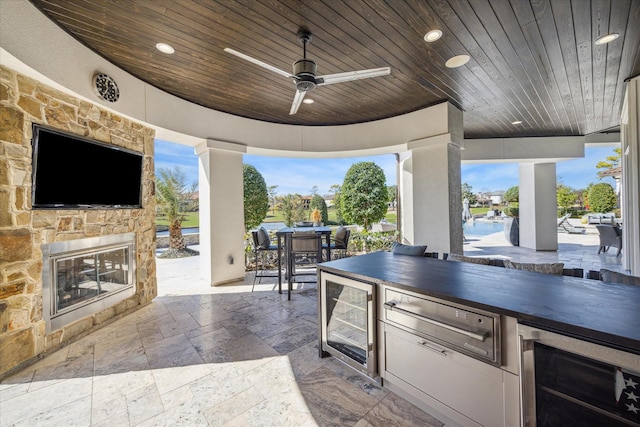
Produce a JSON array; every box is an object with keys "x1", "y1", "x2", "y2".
[
  {"x1": 311, "y1": 207, "x2": 323, "y2": 226},
  {"x1": 502, "y1": 186, "x2": 519, "y2": 246},
  {"x1": 503, "y1": 204, "x2": 519, "y2": 246}
]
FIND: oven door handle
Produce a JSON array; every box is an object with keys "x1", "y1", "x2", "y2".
[{"x1": 383, "y1": 302, "x2": 488, "y2": 342}]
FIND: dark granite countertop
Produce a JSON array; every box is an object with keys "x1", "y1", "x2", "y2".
[{"x1": 319, "y1": 251, "x2": 640, "y2": 354}]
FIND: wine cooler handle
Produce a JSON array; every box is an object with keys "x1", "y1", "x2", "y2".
[{"x1": 518, "y1": 335, "x2": 536, "y2": 427}]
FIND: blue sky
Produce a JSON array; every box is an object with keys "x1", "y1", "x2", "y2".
[{"x1": 154, "y1": 140, "x2": 617, "y2": 196}]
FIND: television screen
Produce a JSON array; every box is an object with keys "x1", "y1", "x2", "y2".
[{"x1": 31, "y1": 124, "x2": 143, "y2": 209}]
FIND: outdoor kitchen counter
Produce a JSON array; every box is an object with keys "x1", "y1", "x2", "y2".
[{"x1": 318, "y1": 251, "x2": 640, "y2": 354}]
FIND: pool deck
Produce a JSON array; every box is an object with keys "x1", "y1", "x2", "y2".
[{"x1": 464, "y1": 218, "x2": 625, "y2": 274}]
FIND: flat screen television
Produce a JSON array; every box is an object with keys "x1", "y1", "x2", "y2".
[{"x1": 31, "y1": 124, "x2": 143, "y2": 209}]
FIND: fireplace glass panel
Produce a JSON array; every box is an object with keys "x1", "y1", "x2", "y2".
[{"x1": 54, "y1": 247, "x2": 130, "y2": 314}]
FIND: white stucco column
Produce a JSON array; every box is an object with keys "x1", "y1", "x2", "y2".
[
  {"x1": 518, "y1": 163, "x2": 558, "y2": 251},
  {"x1": 400, "y1": 136, "x2": 463, "y2": 255},
  {"x1": 196, "y1": 140, "x2": 246, "y2": 285},
  {"x1": 620, "y1": 77, "x2": 640, "y2": 274}
]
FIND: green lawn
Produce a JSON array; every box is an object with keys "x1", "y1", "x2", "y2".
[{"x1": 156, "y1": 212, "x2": 199, "y2": 228}]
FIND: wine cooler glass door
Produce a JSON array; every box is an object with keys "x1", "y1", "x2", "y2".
[{"x1": 320, "y1": 272, "x2": 376, "y2": 378}]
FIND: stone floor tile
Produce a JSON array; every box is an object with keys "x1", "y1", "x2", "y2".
[
  {"x1": 11, "y1": 394, "x2": 92, "y2": 427},
  {"x1": 294, "y1": 365, "x2": 382, "y2": 426},
  {"x1": 0, "y1": 377, "x2": 92, "y2": 426},
  {"x1": 202, "y1": 386, "x2": 265, "y2": 427},
  {"x1": 125, "y1": 383, "x2": 165, "y2": 425},
  {"x1": 151, "y1": 359, "x2": 211, "y2": 396},
  {"x1": 142, "y1": 333, "x2": 193, "y2": 361},
  {"x1": 91, "y1": 394, "x2": 129, "y2": 426},
  {"x1": 187, "y1": 325, "x2": 234, "y2": 354},
  {"x1": 362, "y1": 392, "x2": 445, "y2": 427}
]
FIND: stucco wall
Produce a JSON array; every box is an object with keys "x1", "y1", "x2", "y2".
[{"x1": 0, "y1": 65, "x2": 157, "y2": 377}]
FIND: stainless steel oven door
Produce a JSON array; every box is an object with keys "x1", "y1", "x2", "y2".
[
  {"x1": 518, "y1": 324, "x2": 640, "y2": 427},
  {"x1": 320, "y1": 271, "x2": 376, "y2": 378}
]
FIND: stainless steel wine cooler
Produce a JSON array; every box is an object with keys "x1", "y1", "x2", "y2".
[{"x1": 319, "y1": 271, "x2": 377, "y2": 378}]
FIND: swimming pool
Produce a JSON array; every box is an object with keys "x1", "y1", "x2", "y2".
[{"x1": 463, "y1": 220, "x2": 504, "y2": 237}]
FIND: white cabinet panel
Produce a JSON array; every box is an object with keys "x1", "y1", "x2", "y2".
[{"x1": 384, "y1": 323, "x2": 509, "y2": 427}]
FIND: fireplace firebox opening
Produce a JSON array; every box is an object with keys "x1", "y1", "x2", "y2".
[{"x1": 42, "y1": 233, "x2": 136, "y2": 333}]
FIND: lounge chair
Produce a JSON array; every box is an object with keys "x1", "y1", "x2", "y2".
[{"x1": 557, "y1": 214, "x2": 585, "y2": 234}]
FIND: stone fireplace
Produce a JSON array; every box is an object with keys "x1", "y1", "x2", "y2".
[
  {"x1": 0, "y1": 65, "x2": 158, "y2": 378},
  {"x1": 42, "y1": 233, "x2": 137, "y2": 334}
]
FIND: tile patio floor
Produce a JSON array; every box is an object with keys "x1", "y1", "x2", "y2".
[
  {"x1": 464, "y1": 219, "x2": 625, "y2": 274},
  {"x1": 0, "y1": 223, "x2": 624, "y2": 426}
]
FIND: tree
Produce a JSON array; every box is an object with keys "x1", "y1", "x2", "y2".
[
  {"x1": 279, "y1": 193, "x2": 305, "y2": 227},
  {"x1": 387, "y1": 185, "x2": 397, "y2": 210},
  {"x1": 596, "y1": 147, "x2": 622, "y2": 177},
  {"x1": 156, "y1": 167, "x2": 197, "y2": 251},
  {"x1": 267, "y1": 185, "x2": 278, "y2": 214},
  {"x1": 341, "y1": 162, "x2": 388, "y2": 230},
  {"x1": 310, "y1": 185, "x2": 319, "y2": 196},
  {"x1": 243, "y1": 164, "x2": 269, "y2": 231},
  {"x1": 329, "y1": 184, "x2": 344, "y2": 224},
  {"x1": 574, "y1": 188, "x2": 587, "y2": 209},
  {"x1": 461, "y1": 182, "x2": 477, "y2": 205},
  {"x1": 309, "y1": 194, "x2": 328, "y2": 224},
  {"x1": 503, "y1": 186, "x2": 519, "y2": 204},
  {"x1": 503, "y1": 185, "x2": 519, "y2": 218},
  {"x1": 587, "y1": 183, "x2": 617, "y2": 213},
  {"x1": 556, "y1": 184, "x2": 576, "y2": 216}
]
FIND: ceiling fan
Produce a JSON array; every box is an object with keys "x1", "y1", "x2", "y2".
[{"x1": 224, "y1": 30, "x2": 391, "y2": 115}]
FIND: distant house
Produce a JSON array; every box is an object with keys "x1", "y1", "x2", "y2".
[
  {"x1": 323, "y1": 194, "x2": 335, "y2": 207},
  {"x1": 475, "y1": 190, "x2": 505, "y2": 207},
  {"x1": 301, "y1": 195, "x2": 312, "y2": 210}
]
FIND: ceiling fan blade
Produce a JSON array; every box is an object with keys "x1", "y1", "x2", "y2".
[
  {"x1": 223, "y1": 48, "x2": 293, "y2": 79},
  {"x1": 289, "y1": 90, "x2": 306, "y2": 115},
  {"x1": 316, "y1": 67, "x2": 390, "y2": 86}
]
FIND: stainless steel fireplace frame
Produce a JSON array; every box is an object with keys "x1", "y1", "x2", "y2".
[{"x1": 42, "y1": 232, "x2": 136, "y2": 334}]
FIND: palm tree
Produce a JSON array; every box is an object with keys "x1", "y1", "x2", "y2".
[{"x1": 156, "y1": 167, "x2": 197, "y2": 251}]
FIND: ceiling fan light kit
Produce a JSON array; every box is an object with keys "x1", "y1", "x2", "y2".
[{"x1": 224, "y1": 29, "x2": 390, "y2": 115}]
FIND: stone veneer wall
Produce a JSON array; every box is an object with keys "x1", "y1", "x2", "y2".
[{"x1": 0, "y1": 65, "x2": 157, "y2": 378}]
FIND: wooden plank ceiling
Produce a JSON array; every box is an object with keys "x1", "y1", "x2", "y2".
[{"x1": 30, "y1": 0, "x2": 640, "y2": 139}]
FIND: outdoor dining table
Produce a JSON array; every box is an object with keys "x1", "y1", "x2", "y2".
[{"x1": 275, "y1": 226, "x2": 332, "y2": 295}]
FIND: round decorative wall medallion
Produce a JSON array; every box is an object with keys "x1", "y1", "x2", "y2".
[{"x1": 93, "y1": 73, "x2": 120, "y2": 102}]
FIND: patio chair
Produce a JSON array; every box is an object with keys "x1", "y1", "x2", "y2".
[
  {"x1": 251, "y1": 227, "x2": 279, "y2": 291},
  {"x1": 586, "y1": 269, "x2": 640, "y2": 287},
  {"x1": 287, "y1": 230, "x2": 323, "y2": 299},
  {"x1": 596, "y1": 225, "x2": 622, "y2": 256},
  {"x1": 322, "y1": 226, "x2": 351, "y2": 261},
  {"x1": 557, "y1": 214, "x2": 585, "y2": 234}
]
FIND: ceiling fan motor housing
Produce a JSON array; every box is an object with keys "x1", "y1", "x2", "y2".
[{"x1": 293, "y1": 59, "x2": 317, "y2": 91}]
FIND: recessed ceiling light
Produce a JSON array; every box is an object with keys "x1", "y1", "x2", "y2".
[
  {"x1": 303, "y1": 99, "x2": 314, "y2": 104},
  {"x1": 424, "y1": 30, "x2": 443, "y2": 42},
  {"x1": 156, "y1": 43, "x2": 175, "y2": 54},
  {"x1": 445, "y1": 55, "x2": 470, "y2": 68},
  {"x1": 512, "y1": 120, "x2": 522, "y2": 125},
  {"x1": 595, "y1": 33, "x2": 619, "y2": 45}
]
